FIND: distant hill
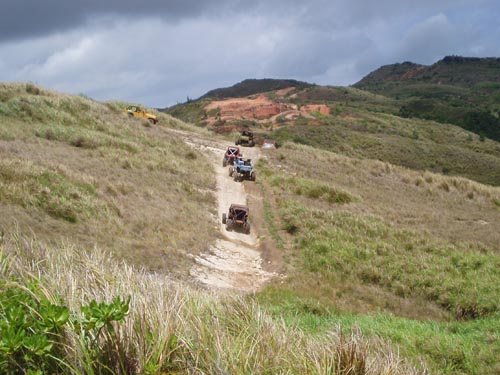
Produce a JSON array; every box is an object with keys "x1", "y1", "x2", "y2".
[
  {"x1": 355, "y1": 56, "x2": 500, "y2": 87},
  {"x1": 199, "y1": 78, "x2": 314, "y2": 100},
  {"x1": 163, "y1": 76, "x2": 500, "y2": 186},
  {"x1": 354, "y1": 56, "x2": 500, "y2": 141}
]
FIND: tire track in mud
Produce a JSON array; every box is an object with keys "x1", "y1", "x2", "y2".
[{"x1": 186, "y1": 139, "x2": 276, "y2": 292}]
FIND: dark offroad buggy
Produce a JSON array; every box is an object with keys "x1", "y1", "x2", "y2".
[
  {"x1": 229, "y1": 157, "x2": 256, "y2": 182},
  {"x1": 235, "y1": 130, "x2": 255, "y2": 147},
  {"x1": 222, "y1": 204, "x2": 250, "y2": 233},
  {"x1": 222, "y1": 146, "x2": 241, "y2": 167}
]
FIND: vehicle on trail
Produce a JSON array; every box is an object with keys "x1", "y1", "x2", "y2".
[
  {"x1": 222, "y1": 146, "x2": 241, "y2": 167},
  {"x1": 124, "y1": 105, "x2": 158, "y2": 124},
  {"x1": 235, "y1": 130, "x2": 255, "y2": 147},
  {"x1": 222, "y1": 204, "x2": 250, "y2": 233},
  {"x1": 229, "y1": 157, "x2": 256, "y2": 182}
]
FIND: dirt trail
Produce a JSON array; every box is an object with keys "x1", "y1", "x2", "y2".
[{"x1": 182, "y1": 137, "x2": 276, "y2": 292}]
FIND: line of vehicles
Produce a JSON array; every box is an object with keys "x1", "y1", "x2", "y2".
[{"x1": 221, "y1": 131, "x2": 256, "y2": 234}]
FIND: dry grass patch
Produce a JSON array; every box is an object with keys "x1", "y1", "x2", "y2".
[
  {"x1": 0, "y1": 83, "x2": 217, "y2": 275},
  {"x1": 0, "y1": 234, "x2": 422, "y2": 374}
]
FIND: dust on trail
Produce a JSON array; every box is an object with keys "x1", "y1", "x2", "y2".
[{"x1": 184, "y1": 137, "x2": 276, "y2": 292}]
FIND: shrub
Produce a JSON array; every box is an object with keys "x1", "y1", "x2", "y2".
[
  {"x1": 25, "y1": 83, "x2": 41, "y2": 95},
  {"x1": 0, "y1": 276, "x2": 130, "y2": 375}
]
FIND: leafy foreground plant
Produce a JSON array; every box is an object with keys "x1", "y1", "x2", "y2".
[
  {"x1": 0, "y1": 274, "x2": 130, "y2": 375},
  {"x1": 0, "y1": 234, "x2": 422, "y2": 374}
]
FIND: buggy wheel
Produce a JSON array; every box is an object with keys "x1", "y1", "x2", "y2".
[
  {"x1": 244, "y1": 222, "x2": 250, "y2": 234},
  {"x1": 233, "y1": 172, "x2": 239, "y2": 182},
  {"x1": 222, "y1": 213, "x2": 227, "y2": 224},
  {"x1": 249, "y1": 140, "x2": 254, "y2": 147},
  {"x1": 222, "y1": 159, "x2": 227, "y2": 167},
  {"x1": 226, "y1": 219, "x2": 233, "y2": 231},
  {"x1": 229, "y1": 166, "x2": 234, "y2": 176},
  {"x1": 250, "y1": 171, "x2": 256, "y2": 181}
]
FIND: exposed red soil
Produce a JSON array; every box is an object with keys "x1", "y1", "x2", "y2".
[
  {"x1": 203, "y1": 90, "x2": 330, "y2": 130},
  {"x1": 301, "y1": 104, "x2": 330, "y2": 115},
  {"x1": 205, "y1": 95, "x2": 280, "y2": 123}
]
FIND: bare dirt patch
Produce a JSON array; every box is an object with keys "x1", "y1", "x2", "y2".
[{"x1": 202, "y1": 94, "x2": 329, "y2": 129}]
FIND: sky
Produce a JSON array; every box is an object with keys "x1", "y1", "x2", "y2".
[{"x1": 1, "y1": 0, "x2": 499, "y2": 108}]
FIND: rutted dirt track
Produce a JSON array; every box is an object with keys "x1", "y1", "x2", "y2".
[{"x1": 181, "y1": 134, "x2": 278, "y2": 292}]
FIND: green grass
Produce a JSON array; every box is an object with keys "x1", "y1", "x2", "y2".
[
  {"x1": 272, "y1": 200, "x2": 500, "y2": 318},
  {"x1": 268, "y1": 111, "x2": 500, "y2": 186},
  {"x1": 257, "y1": 287, "x2": 500, "y2": 375},
  {"x1": 0, "y1": 158, "x2": 106, "y2": 222},
  {"x1": 255, "y1": 141, "x2": 500, "y2": 374},
  {"x1": 3, "y1": 81, "x2": 500, "y2": 374}
]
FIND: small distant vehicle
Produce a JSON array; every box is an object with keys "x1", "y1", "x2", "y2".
[
  {"x1": 235, "y1": 130, "x2": 254, "y2": 147},
  {"x1": 229, "y1": 157, "x2": 256, "y2": 182},
  {"x1": 222, "y1": 146, "x2": 241, "y2": 167},
  {"x1": 222, "y1": 204, "x2": 250, "y2": 233},
  {"x1": 124, "y1": 105, "x2": 158, "y2": 124}
]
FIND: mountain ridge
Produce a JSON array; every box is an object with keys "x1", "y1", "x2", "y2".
[
  {"x1": 198, "y1": 78, "x2": 314, "y2": 100},
  {"x1": 354, "y1": 55, "x2": 500, "y2": 87}
]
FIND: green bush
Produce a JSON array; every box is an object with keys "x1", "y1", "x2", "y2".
[{"x1": 0, "y1": 275, "x2": 129, "y2": 374}]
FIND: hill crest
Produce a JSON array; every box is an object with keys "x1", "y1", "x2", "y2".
[
  {"x1": 198, "y1": 78, "x2": 314, "y2": 100},
  {"x1": 355, "y1": 55, "x2": 500, "y2": 87}
]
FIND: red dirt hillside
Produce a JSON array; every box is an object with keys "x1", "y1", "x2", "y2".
[{"x1": 203, "y1": 89, "x2": 330, "y2": 129}]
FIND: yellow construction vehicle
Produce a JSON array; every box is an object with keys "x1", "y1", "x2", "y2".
[{"x1": 124, "y1": 105, "x2": 158, "y2": 124}]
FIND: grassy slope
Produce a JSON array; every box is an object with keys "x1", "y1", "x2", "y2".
[
  {"x1": 162, "y1": 80, "x2": 500, "y2": 373},
  {"x1": 0, "y1": 82, "x2": 216, "y2": 274},
  {"x1": 353, "y1": 57, "x2": 500, "y2": 142},
  {"x1": 256, "y1": 142, "x2": 500, "y2": 374},
  {"x1": 1, "y1": 235, "x2": 419, "y2": 374},
  {"x1": 270, "y1": 86, "x2": 500, "y2": 186},
  {"x1": 0, "y1": 83, "x2": 419, "y2": 374}
]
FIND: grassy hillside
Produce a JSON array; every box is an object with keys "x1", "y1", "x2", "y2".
[
  {"x1": 0, "y1": 82, "x2": 216, "y2": 274},
  {"x1": 2, "y1": 81, "x2": 500, "y2": 374},
  {"x1": 256, "y1": 142, "x2": 500, "y2": 374},
  {"x1": 0, "y1": 83, "x2": 421, "y2": 374},
  {"x1": 164, "y1": 81, "x2": 500, "y2": 186},
  {"x1": 268, "y1": 96, "x2": 500, "y2": 186},
  {"x1": 354, "y1": 56, "x2": 500, "y2": 142}
]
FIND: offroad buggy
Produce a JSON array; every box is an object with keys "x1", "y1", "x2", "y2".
[
  {"x1": 235, "y1": 130, "x2": 255, "y2": 147},
  {"x1": 229, "y1": 157, "x2": 256, "y2": 182},
  {"x1": 222, "y1": 204, "x2": 250, "y2": 233},
  {"x1": 222, "y1": 146, "x2": 241, "y2": 167}
]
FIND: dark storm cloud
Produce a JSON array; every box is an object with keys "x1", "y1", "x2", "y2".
[
  {"x1": 0, "y1": 0, "x2": 248, "y2": 41},
  {"x1": 1, "y1": 0, "x2": 499, "y2": 107}
]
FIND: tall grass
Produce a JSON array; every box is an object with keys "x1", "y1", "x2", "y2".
[{"x1": 0, "y1": 234, "x2": 421, "y2": 374}]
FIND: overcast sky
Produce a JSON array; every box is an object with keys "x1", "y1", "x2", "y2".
[{"x1": 1, "y1": 0, "x2": 499, "y2": 107}]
